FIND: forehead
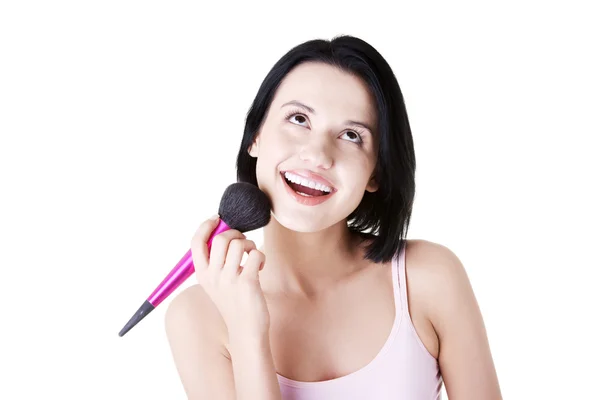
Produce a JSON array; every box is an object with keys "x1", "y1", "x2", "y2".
[{"x1": 272, "y1": 62, "x2": 377, "y2": 124}]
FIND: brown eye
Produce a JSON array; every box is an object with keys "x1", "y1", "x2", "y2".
[
  {"x1": 341, "y1": 130, "x2": 363, "y2": 145},
  {"x1": 289, "y1": 114, "x2": 308, "y2": 126}
]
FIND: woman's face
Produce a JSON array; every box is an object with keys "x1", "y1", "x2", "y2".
[{"x1": 249, "y1": 61, "x2": 379, "y2": 232}]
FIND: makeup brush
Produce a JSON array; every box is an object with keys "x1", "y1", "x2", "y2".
[{"x1": 118, "y1": 182, "x2": 272, "y2": 337}]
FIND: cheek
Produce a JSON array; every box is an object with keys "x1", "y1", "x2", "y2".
[
  {"x1": 345, "y1": 154, "x2": 372, "y2": 176},
  {"x1": 341, "y1": 159, "x2": 375, "y2": 192},
  {"x1": 262, "y1": 128, "x2": 298, "y2": 157},
  {"x1": 254, "y1": 132, "x2": 290, "y2": 178}
]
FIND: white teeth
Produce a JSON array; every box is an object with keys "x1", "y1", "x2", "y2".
[
  {"x1": 284, "y1": 171, "x2": 332, "y2": 193},
  {"x1": 317, "y1": 184, "x2": 331, "y2": 193}
]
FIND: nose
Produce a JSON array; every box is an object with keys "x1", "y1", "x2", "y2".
[{"x1": 298, "y1": 135, "x2": 333, "y2": 169}]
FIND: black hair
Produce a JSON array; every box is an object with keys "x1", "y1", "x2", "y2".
[{"x1": 235, "y1": 35, "x2": 416, "y2": 264}]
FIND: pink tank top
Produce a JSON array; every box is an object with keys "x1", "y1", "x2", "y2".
[{"x1": 276, "y1": 242, "x2": 443, "y2": 399}]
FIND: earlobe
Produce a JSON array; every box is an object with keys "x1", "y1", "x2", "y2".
[
  {"x1": 366, "y1": 177, "x2": 378, "y2": 193},
  {"x1": 248, "y1": 139, "x2": 259, "y2": 158}
]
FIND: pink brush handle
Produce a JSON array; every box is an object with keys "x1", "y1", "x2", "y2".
[{"x1": 147, "y1": 219, "x2": 230, "y2": 307}]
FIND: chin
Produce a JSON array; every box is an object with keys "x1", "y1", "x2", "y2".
[
  {"x1": 271, "y1": 208, "x2": 325, "y2": 232},
  {"x1": 270, "y1": 207, "x2": 340, "y2": 233}
]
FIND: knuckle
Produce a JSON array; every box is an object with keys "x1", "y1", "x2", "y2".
[
  {"x1": 195, "y1": 222, "x2": 213, "y2": 239},
  {"x1": 230, "y1": 238, "x2": 244, "y2": 251},
  {"x1": 190, "y1": 238, "x2": 204, "y2": 252},
  {"x1": 223, "y1": 272, "x2": 237, "y2": 284},
  {"x1": 207, "y1": 256, "x2": 220, "y2": 269},
  {"x1": 190, "y1": 234, "x2": 202, "y2": 248},
  {"x1": 224, "y1": 229, "x2": 241, "y2": 238},
  {"x1": 245, "y1": 250, "x2": 257, "y2": 261},
  {"x1": 212, "y1": 234, "x2": 227, "y2": 248},
  {"x1": 190, "y1": 247, "x2": 208, "y2": 268},
  {"x1": 232, "y1": 230, "x2": 246, "y2": 241},
  {"x1": 249, "y1": 249, "x2": 264, "y2": 260}
]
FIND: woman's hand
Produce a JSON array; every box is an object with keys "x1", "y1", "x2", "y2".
[{"x1": 190, "y1": 215, "x2": 270, "y2": 340}]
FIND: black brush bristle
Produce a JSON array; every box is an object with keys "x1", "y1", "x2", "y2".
[{"x1": 218, "y1": 182, "x2": 272, "y2": 232}]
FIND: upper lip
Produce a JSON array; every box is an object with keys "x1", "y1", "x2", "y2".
[{"x1": 281, "y1": 169, "x2": 336, "y2": 190}]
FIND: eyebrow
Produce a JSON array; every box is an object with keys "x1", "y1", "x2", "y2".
[{"x1": 281, "y1": 100, "x2": 375, "y2": 134}]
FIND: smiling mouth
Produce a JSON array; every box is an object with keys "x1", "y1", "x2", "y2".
[{"x1": 281, "y1": 172, "x2": 332, "y2": 197}]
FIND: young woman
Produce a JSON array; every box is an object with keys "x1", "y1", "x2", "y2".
[{"x1": 165, "y1": 35, "x2": 503, "y2": 399}]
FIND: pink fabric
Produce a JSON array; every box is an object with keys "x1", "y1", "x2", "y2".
[{"x1": 277, "y1": 242, "x2": 443, "y2": 399}]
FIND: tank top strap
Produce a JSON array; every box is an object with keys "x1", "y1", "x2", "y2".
[{"x1": 391, "y1": 240, "x2": 408, "y2": 319}]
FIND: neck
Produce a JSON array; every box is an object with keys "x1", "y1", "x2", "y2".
[{"x1": 259, "y1": 217, "x2": 368, "y2": 299}]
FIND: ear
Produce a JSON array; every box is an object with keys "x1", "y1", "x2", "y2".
[
  {"x1": 248, "y1": 137, "x2": 260, "y2": 158},
  {"x1": 366, "y1": 175, "x2": 378, "y2": 193}
]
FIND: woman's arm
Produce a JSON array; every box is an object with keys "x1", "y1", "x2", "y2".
[
  {"x1": 414, "y1": 240, "x2": 503, "y2": 399},
  {"x1": 228, "y1": 332, "x2": 282, "y2": 400},
  {"x1": 165, "y1": 284, "x2": 282, "y2": 400}
]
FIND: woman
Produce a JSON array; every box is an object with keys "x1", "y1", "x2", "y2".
[{"x1": 165, "y1": 35, "x2": 502, "y2": 399}]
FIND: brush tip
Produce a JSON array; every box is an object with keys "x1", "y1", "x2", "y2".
[{"x1": 218, "y1": 182, "x2": 271, "y2": 232}]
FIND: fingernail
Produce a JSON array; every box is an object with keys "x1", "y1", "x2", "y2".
[{"x1": 210, "y1": 214, "x2": 220, "y2": 221}]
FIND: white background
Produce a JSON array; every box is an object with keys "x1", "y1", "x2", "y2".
[{"x1": 1, "y1": 1, "x2": 598, "y2": 398}]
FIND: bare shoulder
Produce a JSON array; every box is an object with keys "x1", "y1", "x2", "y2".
[
  {"x1": 405, "y1": 239, "x2": 503, "y2": 399},
  {"x1": 405, "y1": 238, "x2": 464, "y2": 280},
  {"x1": 401, "y1": 239, "x2": 462, "y2": 359},
  {"x1": 404, "y1": 239, "x2": 484, "y2": 334},
  {"x1": 165, "y1": 284, "x2": 228, "y2": 346}
]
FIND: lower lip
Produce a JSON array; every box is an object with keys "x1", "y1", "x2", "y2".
[{"x1": 280, "y1": 173, "x2": 335, "y2": 206}]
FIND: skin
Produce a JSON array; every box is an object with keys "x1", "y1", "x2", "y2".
[{"x1": 165, "y1": 61, "x2": 503, "y2": 399}]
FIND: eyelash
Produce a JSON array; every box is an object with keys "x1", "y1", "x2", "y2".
[{"x1": 284, "y1": 108, "x2": 365, "y2": 146}]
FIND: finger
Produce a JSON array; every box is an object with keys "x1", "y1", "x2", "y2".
[
  {"x1": 190, "y1": 215, "x2": 222, "y2": 270},
  {"x1": 240, "y1": 249, "x2": 265, "y2": 279},
  {"x1": 207, "y1": 229, "x2": 246, "y2": 272},
  {"x1": 222, "y1": 239, "x2": 257, "y2": 279}
]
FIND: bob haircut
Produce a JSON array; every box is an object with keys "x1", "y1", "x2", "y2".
[{"x1": 236, "y1": 35, "x2": 416, "y2": 265}]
